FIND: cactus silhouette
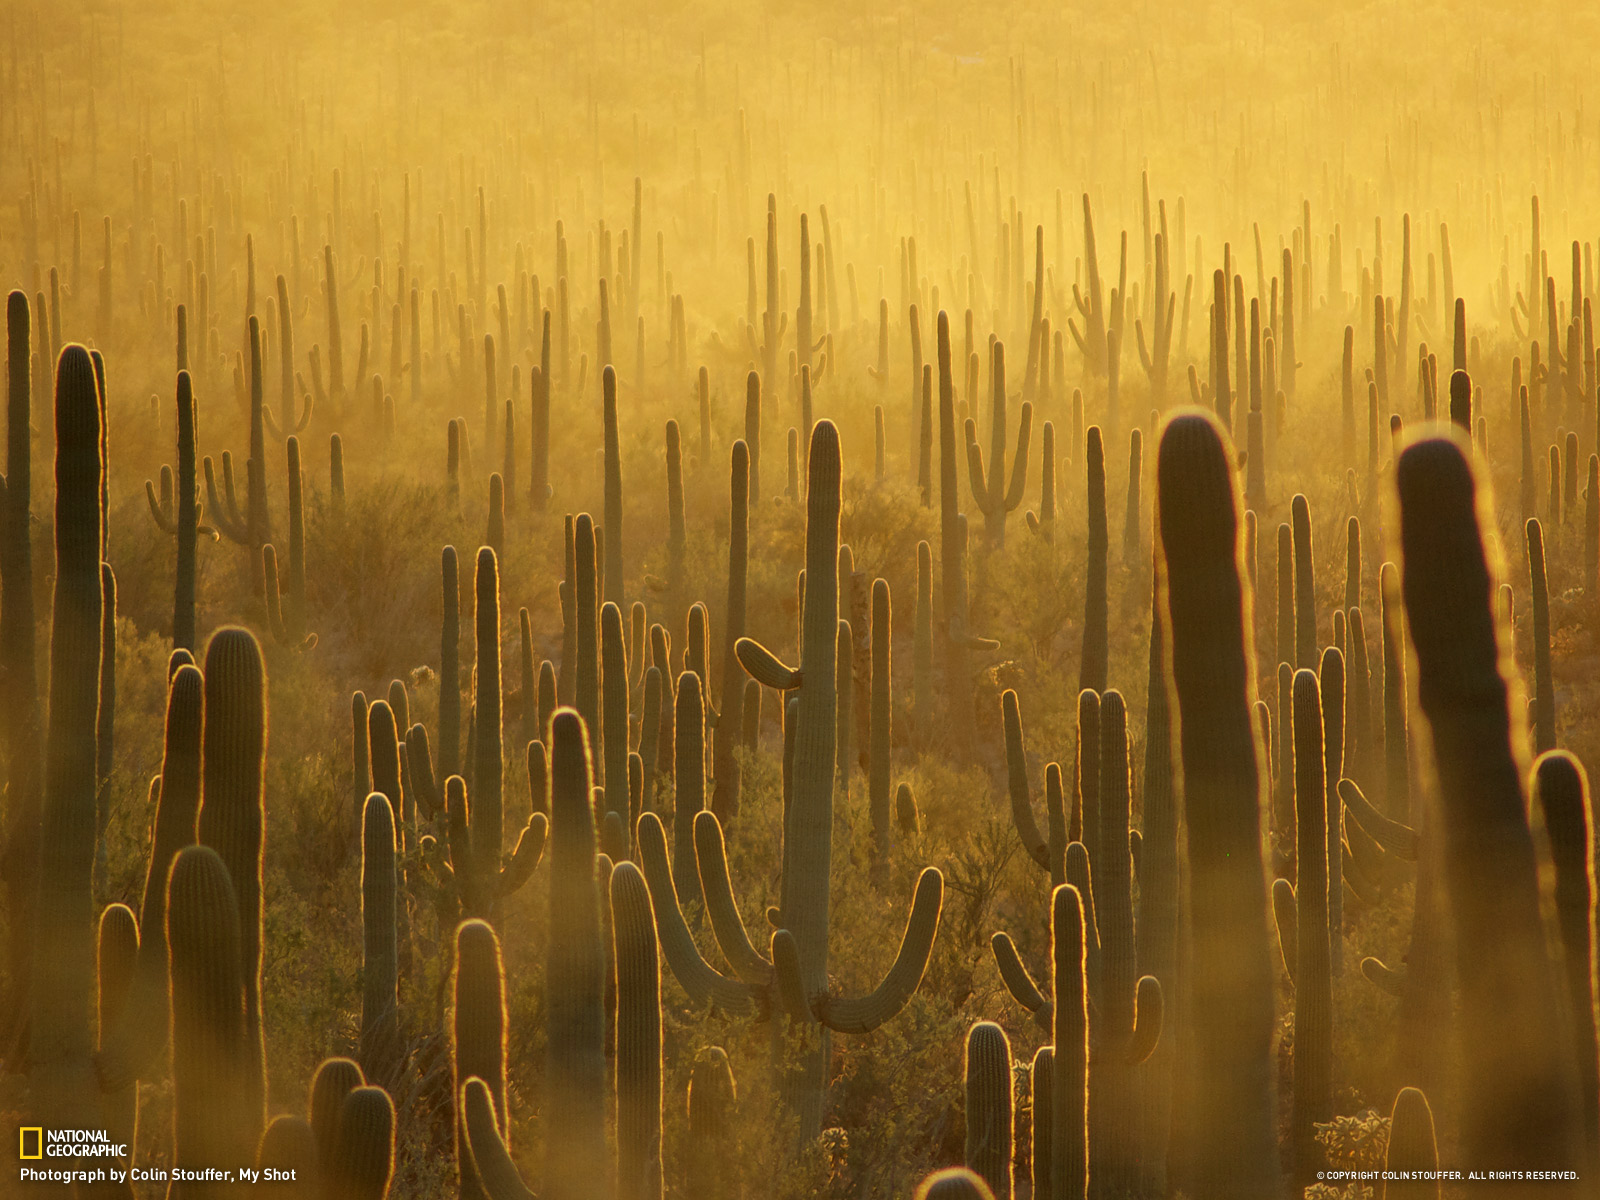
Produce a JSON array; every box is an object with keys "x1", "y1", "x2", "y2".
[
  {"x1": 31, "y1": 345, "x2": 104, "y2": 1129},
  {"x1": 1157, "y1": 410, "x2": 1281, "y2": 1198},
  {"x1": 1396, "y1": 432, "x2": 1583, "y2": 1177}
]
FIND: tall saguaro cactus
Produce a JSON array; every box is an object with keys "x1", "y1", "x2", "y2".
[
  {"x1": 1, "y1": 290, "x2": 40, "y2": 1065},
  {"x1": 1156, "y1": 410, "x2": 1281, "y2": 1198},
  {"x1": 735, "y1": 421, "x2": 944, "y2": 1140},
  {"x1": 1395, "y1": 433, "x2": 1583, "y2": 1181},
  {"x1": 712, "y1": 440, "x2": 750, "y2": 821},
  {"x1": 29, "y1": 344, "x2": 104, "y2": 1128},
  {"x1": 545, "y1": 710, "x2": 607, "y2": 1200},
  {"x1": 197, "y1": 626, "x2": 269, "y2": 1134}
]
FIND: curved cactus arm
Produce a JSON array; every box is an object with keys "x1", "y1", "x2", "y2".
[
  {"x1": 261, "y1": 545, "x2": 315, "y2": 650},
  {"x1": 811, "y1": 867, "x2": 943, "y2": 1034},
  {"x1": 733, "y1": 637, "x2": 801, "y2": 690},
  {"x1": 1271, "y1": 877, "x2": 1297, "y2": 984},
  {"x1": 1000, "y1": 403, "x2": 1033, "y2": 512},
  {"x1": 1338, "y1": 778, "x2": 1419, "y2": 860},
  {"x1": 692, "y1": 810, "x2": 775, "y2": 986},
  {"x1": 1002, "y1": 690, "x2": 1050, "y2": 870},
  {"x1": 203, "y1": 454, "x2": 249, "y2": 544},
  {"x1": 965, "y1": 419, "x2": 992, "y2": 509},
  {"x1": 1127, "y1": 975, "x2": 1163, "y2": 1064},
  {"x1": 496, "y1": 813, "x2": 548, "y2": 899},
  {"x1": 1360, "y1": 955, "x2": 1406, "y2": 997},
  {"x1": 990, "y1": 932, "x2": 1053, "y2": 1032},
  {"x1": 146, "y1": 476, "x2": 177, "y2": 532},
  {"x1": 264, "y1": 406, "x2": 285, "y2": 442},
  {"x1": 1129, "y1": 828, "x2": 1142, "y2": 882},
  {"x1": 949, "y1": 615, "x2": 1001, "y2": 654},
  {"x1": 635, "y1": 812, "x2": 762, "y2": 1015},
  {"x1": 1067, "y1": 316, "x2": 1090, "y2": 356},
  {"x1": 1135, "y1": 318, "x2": 1155, "y2": 375},
  {"x1": 460, "y1": 1079, "x2": 539, "y2": 1200}
]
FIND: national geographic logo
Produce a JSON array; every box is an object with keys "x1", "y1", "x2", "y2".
[{"x1": 16, "y1": 1128, "x2": 129, "y2": 1158}]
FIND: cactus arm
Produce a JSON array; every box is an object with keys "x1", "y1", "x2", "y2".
[
  {"x1": 965, "y1": 419, "x2": 991, "y2": 509},
  {"x1": 1127, "y1": 976, "x2": 1163, "y2": 1064},
  {"x1": 460, "y1": 1079, "x2": 538, "y2": 1200},
  {"x1": 445, "y1": 776, "x2": 480, "y2": 917},
  {"x1": 769, "y1": 928, "x2": 810, "y2": 1018},
  {"x1": 203, "y1": 455, "x2": 249, "y2": 544},
  {"x1": 1360, "y1": 956, "x2": 1406, "y2": 996},
  {"x1": 1002, "y1": 690, "x2": 1050, "y2": 870},
  {"x1": 692, "y1": 810, "x2": 775, "y2": 985},
  {"x1": 1135, "y1": 319, "x2": 1154, "y2": 375},
  {"x1": 1338, "y1": 778, "x2": 1418, "y2": 859},
  {"x1": 1272, "y1": 877, "x2": 1297, "y2": 984},
  {"x1": 733, "y1": 637, "x2": 801, "y2": 690},
  {"x1": 263, "y1": 406, "x2": 284, "y2": 442},
  {"x1": 811, "y1": 867, "x2": 942, "y2": 1034},
  {"x1": 404, "y1": 724, "x2": 440, "y2": 821},
  {"x1": 497, "y1": 813, "x2": 548, "y2": 898},
  {"x1": 1000, "y1": 403, "x2": 1033, "y2": 512},
  {"x1": 990, "y1": 932, "x2": 1054, "y2": 1032},
  {"x1": 146, "y1": 478, "x2": 177, "y2": 533},
  {"x1": 635, "y1": 812, "x2": 760, "y2": 1014}
]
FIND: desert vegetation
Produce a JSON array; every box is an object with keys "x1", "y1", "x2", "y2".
[{"x1": 2, "y1": 1, "x2": 1599, "y2": 1197}]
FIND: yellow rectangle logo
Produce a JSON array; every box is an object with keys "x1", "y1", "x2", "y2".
[{"x1": 19, "y1": 1128, "x2": 43, "y2": 1159}]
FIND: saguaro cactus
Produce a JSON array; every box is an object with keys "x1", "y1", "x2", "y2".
[
  {"x1": 99, "y1": 662, "x2": 204, "y2": 1087},
  {"x1": 167, "y1": 845, "x2": 257, "y2": 1186},
  {"x1": 453, "y1": 919, "x2": 506, "y2": 1200},
  {"x1": 1081, "y1": 427, "x2": 1109, "y2": 694},
  {"x1": 687, "y1": 1047, "x2": 739, "y2": 1198},
  {"x1": 197, "y1": 626, "x2": 268, "y2": 1131},
  {"x1": 612, "y1": 861, "x2": 663, "y2": 1200},
  {"x1": 1156, "y1": 410, "x2": 1281, "y2": 1198},
  {"x1": 1051, "y1": 884, "x2": 1089, "y2": 1200},
  {"x1": 1095, "y1": 691, "x2": 1163, "y2": 1195},
  {"x1": 545, "y1": 710, "x2": 607, "y2": 1200},
  {"x1": 1395, "y1": 432, "x2": 1583, "y2": 1178},
  {"x1": 1, "y1": 290, "x2": 40, "y2": 1061},
  {"x1": 360, "y1": 795, "x2": 400, "y2": 1088},
  {"x1": 1289, "y1": 669, "x2": 1333, "y2": 1185},
  {"x1": 964, "y1": 1021, "x2": 1014, "y2": 1199},
  {"x1": 1533, "y1": 751, "x2": 1600, "y2": 1182},
  {"x1": 966, "y1": 341, "x2": 1032, "y2": 550},
  {"x1": 712, "y1": 441, "x2": 750, "y2": 822},
  {"x1": 730, "y1": 422, "x2": 944, "y2": 1139},
  {"x1": 30, "y1": 344, "x2": 104, "y2": 1128}
]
